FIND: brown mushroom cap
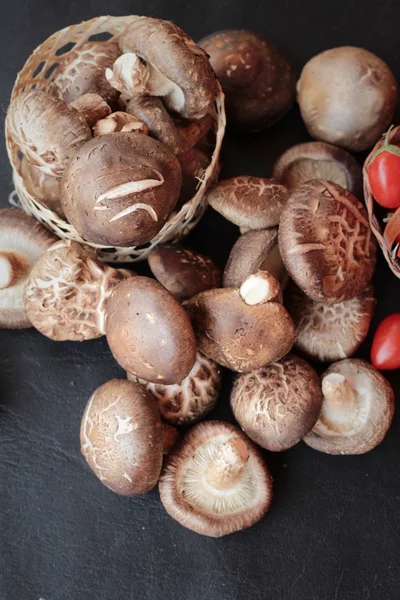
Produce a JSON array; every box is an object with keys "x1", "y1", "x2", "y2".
[
  {"x1": 207, "y1": 177, "x2": 288, "y2": 229},
  {"x1": 278, "y1": 180, "x2": 377, "y2": 304},
  {"x1": 0, "y1": 209, "x2": 57, "y2": 328},
  {"x1": 61, "y1": 132, "x2": 182, "y2": 247},
  {"x1": 148, "y1": 243, "x2": 221, "y2": 301},
  {"x1": 272, "y1": 142, "x2": 362, "y2": 197},
  {"x1": 126, "y1": 95, "x2": 210, "y2": 203},
  {"x1": 223, "y1": 228, "x2": 288, "y2": 289},
  {"x1": 49, "y1": 40, "x2": 121, "y2": 104},
  {"x1": 161, "y1": 422, "x2": 180, "y2": 455},
  {"x1": 127, "y1": 351, "x2": 221, "y2": 425},
  {"x1": 119, "y1": 17, "x2": 218, "y2": 119},
  {"x1": 186, "y1": 273, "x2": 295, "y2": 371},
  {"x1": 6, "y1": 90, "x2": 91, "y2": 177},
  {"x1": 69, "y1": 93, "x2": 111, "y2": 128},
  {"x1": 19, "y1": 156, "x2": 64, "y2": 217},
  {"x1": 24, "y1": 240, "x2": 132, "y2": 341},
  {"x1": 231, "y1": 354, "x2": 322, "y2": 451},
  {"x1": 199, "y1": 29, "x2": 296, "y2": 131},
  {"x1": 105, "y1": 277, "x2": 196, "y2": 385},
  {"x1": 287, "y1": 283, "x2": 375, "y2": 362},
  {"x1": 80, "y1": 379, "x2": 163, "y2": 495},
  {"x1": 297, "y1": 46, "x2": 398, "y2": 152},
  {"x1": 159, "y1": 420, "x2": 273, "y2": 537},
  {"x1": 304, "y1": 359, "x2": 394, "y2": 455}
]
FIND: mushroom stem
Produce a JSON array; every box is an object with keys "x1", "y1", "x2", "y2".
[
  {"x1": 239, "y1": 271, "x2": 280, "y2": 305},
  {"x1": 205, "y1": 437, "x2": 249, "y2": 490},
  {"x1": 0, "y1": 252, "x2": 28, "y2": 289},
  {"x1": 106, "y1": 53, "x2": 184, "y2": 114},
  {"x1": 320, "y1": 373, "x2": 358, "y2": 423}
]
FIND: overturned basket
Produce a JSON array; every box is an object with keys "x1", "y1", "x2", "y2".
[
  {"x1": 5, "y1": 15, "x2": 226, "y2": 263},
  {"x1": 363, "y1": 125, "x2": 400, "y2": 278}
]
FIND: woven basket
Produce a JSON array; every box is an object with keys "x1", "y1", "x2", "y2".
[
  {"x1": 363, "y1": 125, "x2": 400, "y2": 278},
  {"x1": 5, "y1": 15, "x2": 226, "y2": 263}
]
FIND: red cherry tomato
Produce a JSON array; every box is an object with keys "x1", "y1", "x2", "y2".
[
  {"x1": 371, "y1": 313, "x2": 400, "y2": 370},
  {"x1": 367, "y1": 127, "x2": 400, "y2": 209}
]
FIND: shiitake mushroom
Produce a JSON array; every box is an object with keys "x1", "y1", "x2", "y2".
[
  {"x1": 297, "y1": 46, "x2": 398, "y2": 152},
  {"x1": 278, "y1": 180, "x2": 377, "y2": 304},
  {"x1": 199, "y1": 29, "x2": 295, "y2": 132}
]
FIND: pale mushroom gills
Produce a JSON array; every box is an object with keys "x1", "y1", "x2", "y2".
[
  {"x1": 304, "y1": 359, "x2": 394, "y2": 455},
  {"x1": 272, "y1": 141, "x2": 363, "y2": 197},
  {"x1": 159, "y1": 421, "x2": 273, "y2": 537},
  {"x1": 0, "y1": 208, "x2": 57, "y2": 329}
]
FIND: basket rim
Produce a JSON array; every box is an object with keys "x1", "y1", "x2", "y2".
[
  {"x1": 363, "y1": 124, "x2": 400, "y2": 277},
  {"x1": 5, "y1": 15, "x2": 226, "y2": 261}
]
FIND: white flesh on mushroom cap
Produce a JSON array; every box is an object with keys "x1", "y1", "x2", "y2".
[
  {"x1": 239, "y1": 271, "x2": 280, "y2": 305},
  {"x1": 106, "y1": 53, "x2": 185, "y2": 114}
]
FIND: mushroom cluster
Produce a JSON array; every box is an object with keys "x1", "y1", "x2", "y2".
[
  {"x1": 3, "y1": 18, "x2": 397, "y2": 539},
  {"x1": 6, "y1": 16, "x2": 219, "y2": 247}
]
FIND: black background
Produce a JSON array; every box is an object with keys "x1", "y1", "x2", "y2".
[{"x1": 1, "y1": 1, "x2": 400, "y2": 599}]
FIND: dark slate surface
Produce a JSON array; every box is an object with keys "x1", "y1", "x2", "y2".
[{"x1": 1, "y1": 1, "x2": 400, "y2": 599}]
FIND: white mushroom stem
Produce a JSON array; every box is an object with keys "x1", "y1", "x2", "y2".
[
  {"x1": 320, "y1": 373, "x2": 358, "y2": 424},
  {"x1": 239, "y1": 271, "x2": 281, "y2": 305},
  {"x1": 0, "y1": 252, "x2": 27, "y2": 289},
  {"x1": 105, "y1": 53, "x2": 185, "y2": 115},
  {"x1": 205, "y1": 437, "x2": 249, "y2": 491}
]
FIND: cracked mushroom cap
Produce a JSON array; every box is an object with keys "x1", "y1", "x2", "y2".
[
  {"x1": 127, "y1": 351, "x2": 221, "y2": 425},
  {"x1": 207, "y1": 177, "x2": 288, "y2": 230},
  {"x1": 297, "y1": 46, "x2": 398, "y2": 152},
  {"x1": 159, "y1": 420, "x2": 273, "y2": 537},
  {"x1": 20, "y1": 156, "x2": 63, "y2": 217},
  {"x1": 105, "y1": 277, "x2": 197, "y2": 385},
  {"x1": 49, "y1": 40, "x2": 121, "y2": 104},
  {"x1": 119, "y1": 17, "x2": 218, "y2": 119},
  {"x1": 304, "y1": 359, "x2": 394, "y2": 455},
  {"x1": 186, "y1": 271, "x2": 295, "y2": 371},
  {"x1": 148, "y1": 243, "x2": 221, "y2": 301},
  {"x1": 223, "y1": 228, "x2": 288, "y2": 289},
  {"x1": 24, "y1": 240, "x2": 133, "y2": 341},
  {"x1": 0, "y1": 209, "x2": 57, "y2": 328},
  {"x1": 287, "y1": 283, "x2": 375, "y2": 362},
  {"x1": 231, "y1": 354, "x2": 323, "y2": 451},
  {"x1": 272, "y1": 142, "x2": 362, "y2": 197},
  {"x1": 278, "y1": 180, "x2": 377, "y2": 304},
  {"x1": 61, "y1": 132, "x2": 182, "y2": 247},
  {"x1": 80, "y1": 379, "x2": 163, "y2": 496},
  {"x1": 6, "y1": 90, "x2": 91, "y2": 177},
  {"x1": 199, "y1": 29, "x2": 295, "y2": 131}
]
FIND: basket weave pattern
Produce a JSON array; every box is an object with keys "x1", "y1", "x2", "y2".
[{"x1": 5, "y1": 16, "x2": 226, "y2": 262}]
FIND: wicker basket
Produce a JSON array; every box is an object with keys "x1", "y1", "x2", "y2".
[
  {"x1": 363, "y1": 125, "x2": 400, "y2": 278},
  {"x1": 5, "y1": 15, "x2": 226, "y2": 263}
]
